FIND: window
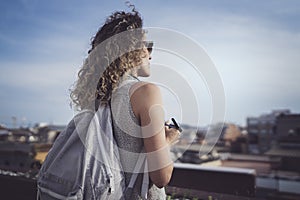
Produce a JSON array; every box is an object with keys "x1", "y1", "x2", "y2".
[
  {"x1": 260, "y1": 129, "x2": 267, "y2": 134},
  {"x1": 248, "y1": 119, "x2": 258, "y2": 125}
]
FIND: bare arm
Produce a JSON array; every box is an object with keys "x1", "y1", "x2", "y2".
[{"x1": 130, "y1": 82, "x2": 180, "y2": 188}]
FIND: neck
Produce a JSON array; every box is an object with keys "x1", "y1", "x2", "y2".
[{"x1": 128, "y1": 74, "x2": 140, "y2": 81}]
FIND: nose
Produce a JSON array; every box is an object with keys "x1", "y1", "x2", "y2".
[{"x1": 149, "y1": 55, "x2": 152, "y2": 60}]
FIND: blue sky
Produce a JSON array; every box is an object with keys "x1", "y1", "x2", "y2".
[{"x1": 0, "y1": 0, "x2": 300, "y2": 127}]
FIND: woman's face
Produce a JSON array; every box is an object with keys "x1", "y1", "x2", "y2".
[{"x1": 137, "y1": 42, "x2": 152, "y2": 77}]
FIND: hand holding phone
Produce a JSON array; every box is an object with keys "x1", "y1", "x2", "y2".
[{"x1": 165, "y1": 118, "x2": 182, "y2": 132}]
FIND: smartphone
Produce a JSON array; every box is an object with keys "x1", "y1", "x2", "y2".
[{"x1": 165, "y1": 118, "x2": 182, "y2": 132}]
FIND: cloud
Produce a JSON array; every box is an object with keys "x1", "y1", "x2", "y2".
[
  {"x1": 0, "y1": 61, "x2": 75, "y2": 117},
  {"x1": 144, "y1": 3, "x2": 300, "y2": 125},
  {"x1": 1, "y1": 0, "x2": 300, "y2": 127},
  {"x1": 0, "y1": 61, "x2": 77, "y2": 88}
]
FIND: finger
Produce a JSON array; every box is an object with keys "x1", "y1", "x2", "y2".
[
  {"x1": 165, "y1": 119, "x2": 171, "y2": 125},
  {"x1": 165, "y1": 125, "x2": 170, "y2": 131}
]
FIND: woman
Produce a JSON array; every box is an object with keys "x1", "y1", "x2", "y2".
[{"x1": 70, "y1": 8, "x2": 180, "y2": 199}]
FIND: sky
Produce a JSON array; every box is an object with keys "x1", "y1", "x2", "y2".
[{"x1": 0, "y1": 0, "x2": 300, "y2": 128}]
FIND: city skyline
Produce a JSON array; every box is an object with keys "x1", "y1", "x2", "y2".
[{"x1": 0, "y1": 0, "x2": 300, "y2": 127}]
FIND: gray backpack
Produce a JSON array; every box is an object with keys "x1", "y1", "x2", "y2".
[{"x1": 37, "y1": 105, "x2": 148, "y2": 200}]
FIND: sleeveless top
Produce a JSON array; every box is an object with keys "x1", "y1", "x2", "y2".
[{"x1": 111, "y1": 76, "x2": 166, "y2": 200}]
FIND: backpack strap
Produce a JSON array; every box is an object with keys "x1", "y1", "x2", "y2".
[
  {"x1": 127, "y1": 153, "x2": 145, "y2": 189},
  {"x1": 108, "y1": 101, "x2": 116, "y2": 193},
  {"x1": 141, "y1": 159, "x2": 149, "y2": 199},
  {"x1": 127, "y1": 151, "x2": 149, "y2": 199}
]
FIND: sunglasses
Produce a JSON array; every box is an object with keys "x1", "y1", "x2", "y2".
[{"x1": 143, "y1": 41, "x2": 154, "y2": 54}]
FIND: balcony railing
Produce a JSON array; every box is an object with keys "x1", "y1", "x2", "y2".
[
  {"x1": 166, "y1": 163, "x2": 256, "y2": 199},
  {"x1": 0, "y1": 163, "x2": 257, "y2": 200}
]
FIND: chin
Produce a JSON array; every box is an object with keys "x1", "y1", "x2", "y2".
[
  {"x1": 140, "y1": 73, "x2": 150, "y2": 77},
  {"x1": 137, "y1": 67, "x2": 151, "y2": 77}
]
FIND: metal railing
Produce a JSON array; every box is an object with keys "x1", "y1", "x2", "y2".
[
  {"x1": 0, "y1": 163, "x2": 257, "y2": 200},
  {"x1": 168, "y1": 163, "x2": 256, "y2": 198}
]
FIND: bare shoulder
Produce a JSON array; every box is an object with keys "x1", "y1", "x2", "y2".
[
  {"x1": 130, "y1": 81, "x2": 161, "y2": 98},
  {"x1": 130, "y1": 81, "x2": 162, "y2": 116}
]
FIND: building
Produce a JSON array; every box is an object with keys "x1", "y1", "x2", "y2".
[
  {"x1": 247, "y1": 109, "x2": 291, "y2": 154},
  {"x1": 265, "y1": 114, "x2": 300, "y2": 172},
  {"x1": 276, "y1": 114, "x2": 300, "y2": 140}
]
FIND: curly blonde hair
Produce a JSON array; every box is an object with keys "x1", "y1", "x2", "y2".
[{"x1": 70, "y1": 9, "x2": 145, "y2": 111}]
